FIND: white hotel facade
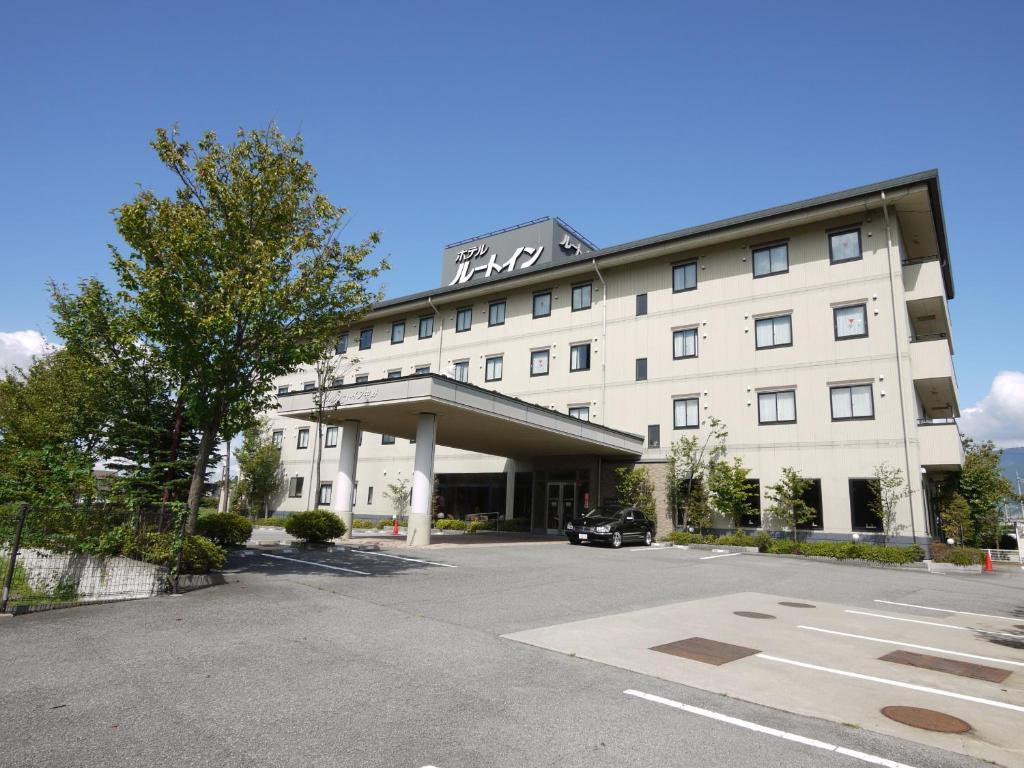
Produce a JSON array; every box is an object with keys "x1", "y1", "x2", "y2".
[{"x1": 268, "y1": 171, "x2": 961, "y2": 543}]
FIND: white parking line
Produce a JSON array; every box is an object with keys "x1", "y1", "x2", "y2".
[
  {"x1": 798, "y1": 625, "x2": 1024, "y2": 668},
  {"x1": 348, "y1": 550, "x2": 457, "y2": 568},
  {"x1": 699, "y1": 552, "x2": 743, "y2": 560},
  {"x1": 624, "y1": 689, "x2": 917, "y2": 768},
  {"x1": 258, "y1": 553, "x2": 370, "y2": 575},
  {"x1": 874, "y1": 600, "x2": 1019, "y2": 623},
  {"x1": 845, "y1": 609, "x2": 1023, "y2": 639},
  {"x1": 757, "y1": 654, "x2": 1024, "y2": 713}
]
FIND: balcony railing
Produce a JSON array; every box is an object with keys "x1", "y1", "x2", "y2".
[
  {"x1": 911, "y1": 332, "x2": 948, "y2": 343},
  {"x1": 917, "y1": 417, "x2": 957, "y2": 427}
]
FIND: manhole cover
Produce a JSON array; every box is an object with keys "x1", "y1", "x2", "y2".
[
  {"x1": 880, "y1": 650, "x2": 1012, "y2": 683},
  {"x1": 881, "y1": 706, "x2": 971, "y2": 733},
  {"x1": 650, "y1": 637, "x2": 760, "y2": 666},
  {"x1": 778, "y1": 601, "x2": 815, "y2": 608},
  {"x1": 734, "y1": 611, "x2": 775, "y2": 619}
]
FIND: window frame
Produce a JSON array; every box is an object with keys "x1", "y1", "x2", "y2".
[
  {"x1": 381, "y1": 434, "x2": 395, "y2": 445},
  {"x1": 571, "y1": 282, "x2": 592, "y2": 312},
  {"x1": 302, "y1": 381, "x2": 315, "y2": 391},
  {"x1": 354, "y1": 374, "x2": 369, "y2": 384},
  {"x1": 296, "y1": 428, "x2": 310, "y2": 449},
  {"x1": 647, "y1": 424, "x2": 660, "y2": 448},
  {"x1": 271, "y1": 430, "x2": 283, "y2": 448},
  {"x1": 568, "y1": 405, "x2": 590, "y2": 421},
  {"x1": 833, "y1": 303, "x2": 869, "y2": 341},
  {"x1": 569, "y1": 342, "x2": 591, "y2": 372},
  {"x1": 849, "y1": 478, "x2": 883, "y2": 532},
  {"x1": 358, "y1": 328, "x2": 373, "y2": 350},
  {"x1": 391, "y1": 321, "x2": 405, "y2": 345},
  {"x1": 754, "y1": 314, "x2": 793, "y2": 350},
  {"x1": 636, "y1": 293, "x2": 648, "y2": 316},
  {"x1": 277, "y1": 385, "x2": 290, "y2": 395},
  {"x1": 452, "y1": 360, "x2": 469, "y2": 383},
  {"x1": 830, "y1": 383, "x2": 875, "y2": 421},
  {"x1": 488, "y1": 300, "x2": 506, "y2": 327},
  {"x1": 484, "y1": 355, "x2": 503, "y2": 382},
  {"x1": 635, "y1": 357, "x2": 647, "y2": 382},
  {"x1": 751, "y1": 241, "x2": 789, "y2": 279},
  {"x1": 530, "y1": 348, "x2": 550, "y2": 377},
  {"x1": 672, "y1": 327, "x2": 698, "y2": 360},
  {"x1": 672, "y1": 260, "x2": 698, "y2": 293},
  {"x1": 414, "y1": 365, "x2": 430, "y2": 375},
  {"x1": 418, "y1": 315, "x2": 434, "y2": 339},
  {"x1": 828, "y1": 227, "x2": 863, "y2": 265},
  {"x1": 672, "y1": 396, "x2": 700, "y2": 430},
  {"x1": 757, "y1": 389, "x2": 797, "y2": 425},
  {"x1": 335, "y1": 334, "x2": 348, "y2": 355},
  {"x1": 288, "y1": 476, "x2": 304, "y2": 498},
  {"x1": 455, "y1": 307, "x2": 473, "y2": 333},
  {"x1": 318, "y1": 482, "x2": 333, "y2": 507},
  {"x1": 532, "y1": 291, "x2": 552, "y2": 319},
  {"x1": 324, "y1": 426, "x2": 338, "y2": 448}
]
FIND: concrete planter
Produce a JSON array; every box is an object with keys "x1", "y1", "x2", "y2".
[{"x1": 925, "y1": 560, "x2": 983, "y2": 574}]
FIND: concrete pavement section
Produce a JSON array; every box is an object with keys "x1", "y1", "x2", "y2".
[{"x1": 1, "y1": 541, "x2": 1020, "y2": 768}]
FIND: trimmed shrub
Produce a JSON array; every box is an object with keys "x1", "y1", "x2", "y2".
[
  {"x1": 662, "y1": 530, "x2": 923, "y2": 564},
  {"x1": 350, "y1": 519, "x2": 378, "y2": 529},
  {"x1": 196, "y1": 513, "x2": 253, "y2": 546},
  {"x1": 467, "y1": 520, "x2": 496, "y2": 533},
  {"x1": 143, "y1": 534, "x2": 226, "y2": 573},
  {"x1": 252, "y1": 516, "x2": 289, "y2": 528},
  {"x1": 434, "y1": 518, "x2": 467, "y2": 531},
  {"x1": 930, "y1": 543, "x2": 983, "y2": 566},
  {"x1": 285, "y1": 510, "x2": 346, "y2": 543}
]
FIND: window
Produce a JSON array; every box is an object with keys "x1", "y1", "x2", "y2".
[
  {"x1": 570, "y1": 342, "x2": 591, "y2": 372},
  {"x1": 849, "y1": 478, "x2": 882, "y2": 531},
  {"x1": 359, "y1": 328, "x2": 373, "y2": 350},
  {"x1": 740, "y1": 479, "x2": 762, "y2": 527},
  {"x1": 636, "y1": 293, "x2": 648, "y2": 316},
  {"x1": 673, "y1": 328, "x2": 698, "y2": 359},
  {"x1": 382, "y1": 434, "x2": 395, "y2": 445},
  {"x1": 391, "y1": 321, "x2": 405, "y2": 344},
  {"x1": 354, "y1": 374, "x2": 369, "y2": 384},
  {"x1": 752, "y1": 243, "x2": 789, "y2": 277},
  {"x1": 831, "y1": 384, "x2": 874, "y2": 420},
  {"x1": 672, "y1": 261, "x2": 697, "y2": 292},
  {"x1": 415, "y1": 365, "x2": 430, "y2": 375},
  {"x1": 834, "y1": 304, "x2": 868, "y2": 340},
  {"x1": 829, "y1": 228, "x2": 862, "y2": 264},
  {"x1": 636, "y1": 358, "x2": 647, "y2": 381},
  {"x1": 452, "y1": 360, "x2": 469, "y2": 382},
  {"x1": 489, "y1": 300, "x2": 506, "y2": 327},
  {"x1": 331, "y1": 376, "x2": 344, "y2": 387},
  {"x1": 758, "y1": 390, "x2": 797, "y2": 424},
  {"x1": 325, "y1": 426, "x2": 338, "y2": 448},
  {"x1": 277, "y1": 385, "x2": 289, "y2": 395},
  {"x1": 485, "y1": 355, "x2": 503, "y2": 382},
  {"x1": 569, "y1": 405, "x2": 590, "y2": 421},
  {"x1": 271, "y1": 430, "x2": 283, "y2": 448},
  {"x1": 530, "y1": 349, "x2": 550, "y2": 376},
  {"x1": 571, "y1": 283, "x2": 592, "y2": 311},
  {"x1": 456, "y1": 307, "x2": 473, "y2": 332},
  {"x1": 288, "y1": 476, "x2": 304, "y2": 498},
  {"x1": 296, "y1": 428, "x2": 310, "y2": 449},
  {"x1": 303, "y1": 381, "x2": 315, "y2": 391},
  {"x1": 418, "y1": 315, "x2": 434, "y2": 339},
  {"x1": 532, "y1": 291, "x2": 551, "y2": 318},
  {"x1": 387, "y1": 369, "x2": 402, "y2": 379},
  {"x1": 673, "y1": 397, "x2": 699, "y2": 429},
  {"x1": 755, "y1": 314, "x2": 792, "y2": 349},
  {"x1": 647, "y1": 424, "x2": 660, "y2": 448},
  {"x1": 367, "y1": 486, "x2": 374, "y2": 505},
  {"x1": 318, "y1": 482, "x2": 332, "y2": 507},
  {"x1": 335, "y1": 334, "x2": 348, "y2": 355},
  {"x1": 799, "y1": 479, "x2": 824, "y2": 529}
]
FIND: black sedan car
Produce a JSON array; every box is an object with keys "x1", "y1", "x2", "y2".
[{"x1": 565, "y1": 505, "x2": 655, "y2": 548}]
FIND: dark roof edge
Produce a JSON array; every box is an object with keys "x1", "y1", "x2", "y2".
[
  {"x1": 375, "y1": 170, "x2": 950, "y2": 312},
  {"x1": 923, "y1": 173, "x2": 955, "y2": 299}
]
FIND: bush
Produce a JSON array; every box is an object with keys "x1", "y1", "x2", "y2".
[
  {"x1": 142, "y1": 534, "x2": 226, "y2": 574},
  {"x1": 285, "y1": 510, "x2": 346, "y2": 543},
  {"x1": 661, "y1": 529, "x2": 923, "y2": 564},
  {"x1": 434, "y1": 518, "x2": 467, "y2": 531},
  {"x1": 663, "y1": 531, "x2": 715, "y2": 545},
  {"x1": 350, "y1": 519, "x2": 378, "y2": 529},
  {"x1": 930, "y1": 543, "x2": 983, "y2": 566},
  {"x1": 252, "y1": 516, "x2": 289, "y2": 527},
  {"x1": 467, "y1": 520, "x2": 496, "y2": 533},
  {"x1": 196, "y1": 513, "x2": 253, "y2": 546}
]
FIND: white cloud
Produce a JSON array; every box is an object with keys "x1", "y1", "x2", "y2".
[
  {"x1": 959, "y1": 371, "x2": 1024, "y2": 448},
  {"x1": 0, "y1": 330, "x2": 57, "y2": 374}
]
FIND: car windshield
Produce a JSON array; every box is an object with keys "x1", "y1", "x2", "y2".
[{"x1": 582, "y1": 506, "x2": 623, "y2": 519}]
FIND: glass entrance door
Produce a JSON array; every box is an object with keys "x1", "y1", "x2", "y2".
[{"x1": 546, "y1": 482, "x2": 576, "y2": 532}]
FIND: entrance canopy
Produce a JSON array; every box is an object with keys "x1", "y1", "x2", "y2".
[{"x1": 276, "y1": 373, "x2": 644, "y2": 459}]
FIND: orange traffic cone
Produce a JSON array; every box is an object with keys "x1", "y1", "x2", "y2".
[
  {"x1": 984, "y1": 549, "x2": 993, "y2": 572},
  {"x1": 392, "y1": 517, "x2": 399, "y2": 536}
]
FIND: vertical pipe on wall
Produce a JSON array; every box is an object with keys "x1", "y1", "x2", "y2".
[
  {"x1": 881, "y1": 191, "x2": 918, "y2": 544},
  {"x1": 592, "y1": 258, "x2": 607, "y2": 423}
]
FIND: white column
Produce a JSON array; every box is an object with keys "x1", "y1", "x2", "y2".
[
  {"x1": 504, "y1": 459, "x2": 516, "y2": 520},
  {"x1": 407, "y1": 413, "x2": 437, "y2": 546},
  {"x1": 331, "y1": 420, "x2": 360, "y2": 539}
]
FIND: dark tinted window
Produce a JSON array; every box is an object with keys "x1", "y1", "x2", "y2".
[
  {"x1": 647, "y1": 424, "x2": 660, "y2": 448},
  {"x1": 850, "y1": 479, "x2": 881, "y2": 531},
  {"x1": 797, "y1": 479, "x2": 824, "y2": 530},
  {"x1": 636, "y1": 293, "x2": 647, "y2": 316},
  {"x1": 636, "y1": 358, "x2": 647, "y2": 381}
]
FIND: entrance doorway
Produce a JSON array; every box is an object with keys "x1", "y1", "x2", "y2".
[{"x1": 546, "y1": 482, "x2": 576, "y2": 533}]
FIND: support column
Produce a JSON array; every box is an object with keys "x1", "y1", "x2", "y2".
[
  {"x1": 331, "y1": 420, "x2": 360, "y2": 539},
  {"x1": 407, "y1": 413, "x2": 437, "y2": 546},
  {"x1": 504, "y1": 459, "x2": 516, "y2": 521}
]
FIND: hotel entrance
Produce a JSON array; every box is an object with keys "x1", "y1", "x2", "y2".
[{"x1": 546, "y1": 482, "x2": 576, "y2": 533}]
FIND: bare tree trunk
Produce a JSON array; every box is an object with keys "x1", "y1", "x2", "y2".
[{"x1": 187, "y1": 411, "x2": 224, "y2": 534}]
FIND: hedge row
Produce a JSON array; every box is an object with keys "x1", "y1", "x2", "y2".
[
  {"x1": 929, "y1": 543, "x2": 985, "y2": 566},
  {"x1": 663, "y1": 530, "x2": 925, "y2": 564}
]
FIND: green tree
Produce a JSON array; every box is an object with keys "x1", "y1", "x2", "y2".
[
  {"x1": 938, "y1": 492, "x2": 973, "y2": 545},
  {"x1": 384, "y1": 477, "x2": 412, "y2": 520},
  {"x1": 869, "y1": 462, "x2": 911, "y2": 544},
  {"x1": 708, "y1": 457, "x2": 754, "y2": 530},
  {"x1": 765, "y1": 467, "x2": 814, "y2": 540},
  {"x1": 958, "y1": 439, "x2": 1015, "y2": 548},
  {"x1": 613, "y1": 467, "x2": 657, "y2": 531},
  {"x1": 666, "y1": 416, "x2": 727, "y2": 531},
  {"x1": 233, "y1": 421, "x2": 284, "y2": 518},
  {"x1": 103, "y1": 125, "x2": 385, "y2": 531}
]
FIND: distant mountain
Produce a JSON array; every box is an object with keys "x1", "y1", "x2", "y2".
[{"x1": 1001, "y1": 447, "x2": 1024, "y2": 489}]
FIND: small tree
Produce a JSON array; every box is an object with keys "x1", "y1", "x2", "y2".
[
  {"x1": 234, "y1": 421, "x2": 284, "y2": 518},
  {"x1": 304, "y1": 349, "x2": 359, "y2": 509},
  {"x1": 708, "y1": 457, "x2": 754, "y2": 530},
  {"x1": 666, "y1": 416, "x2": 727, "y2": 530},
  {"x1": 765, "y1": 467, "x2": 814, "y2": 540},
  {"x1": 938, "y1": 492, "x2": 973, "y2": 545},
  {"x1": 958, "y1": 439, "x2": 1015, "y2": 548},
  {"x1": 869, "y1": 462, "x2": 911, "y2": 544},
  {"x1": 613, "y1": 467, "x2": 657, "y2": 531},
  {"x1": 384, "y1": 477, "x2": 412, "y2": 521}
]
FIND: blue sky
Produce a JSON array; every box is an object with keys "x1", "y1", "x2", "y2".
[{"x1": 1, "y1": 1, "x2": 1022, "y2": 442}]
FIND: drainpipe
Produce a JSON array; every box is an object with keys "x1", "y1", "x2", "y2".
[
  {"x1": 592, "y1": 258, "x2": 608, "y2": 423},
  {"x1": 881, "y1": 191, "x2": 918, "y2": 544},
  {"x1": 427, "y1": 296, "x2": 444, "y2": 373}
]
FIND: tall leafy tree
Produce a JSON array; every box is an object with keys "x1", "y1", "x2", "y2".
[
  {"x1": 958, "y1": 439, "x2": 1015, "y2": 547},
  {"x1": 108, "y1": 125, "x2": 386, "y2": 531},
  {"x1": 666, "y1": 416, "x2": 726, "y2": 530},
  {"x1": 233, "y1": 420, "x2": 284, "y2": 518},
  {"x1": 708, "y1": 457, "x2": 754, "y2": 530},
  {"x1": 613, "y1": 467, "x2": 657, "y2": 530},
  {"x1": 765, "y1": 467, "x2": 814, "y2": 540}
]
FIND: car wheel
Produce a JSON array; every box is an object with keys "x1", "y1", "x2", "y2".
[
  {"x1": 611, "y1": 531, "x2": 622, "y2": 549},
  {"x1": 644, "y1": 530, "x2": 653, "y2": 546}
]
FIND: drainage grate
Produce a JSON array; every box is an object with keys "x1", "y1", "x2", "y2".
[
  {"x1": 778, "y1": 601, "x2": 815, "y2": 608},
  {"x1": 734, "y1": 611, "x2": 775, "y2": 620},
  {"x1": 880, "y1": 650, "x2": 1012, "y2": 683},
  {"x1": 650, "y1": 637, "x2": 760, "y2": 666},
  {"x1": 881, "y1": 706, "x2": 971, "y2": 733}
]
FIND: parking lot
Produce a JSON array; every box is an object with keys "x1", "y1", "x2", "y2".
[{"x1": 1, "y1": 538, "x2": 1021, "y2": 767}]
